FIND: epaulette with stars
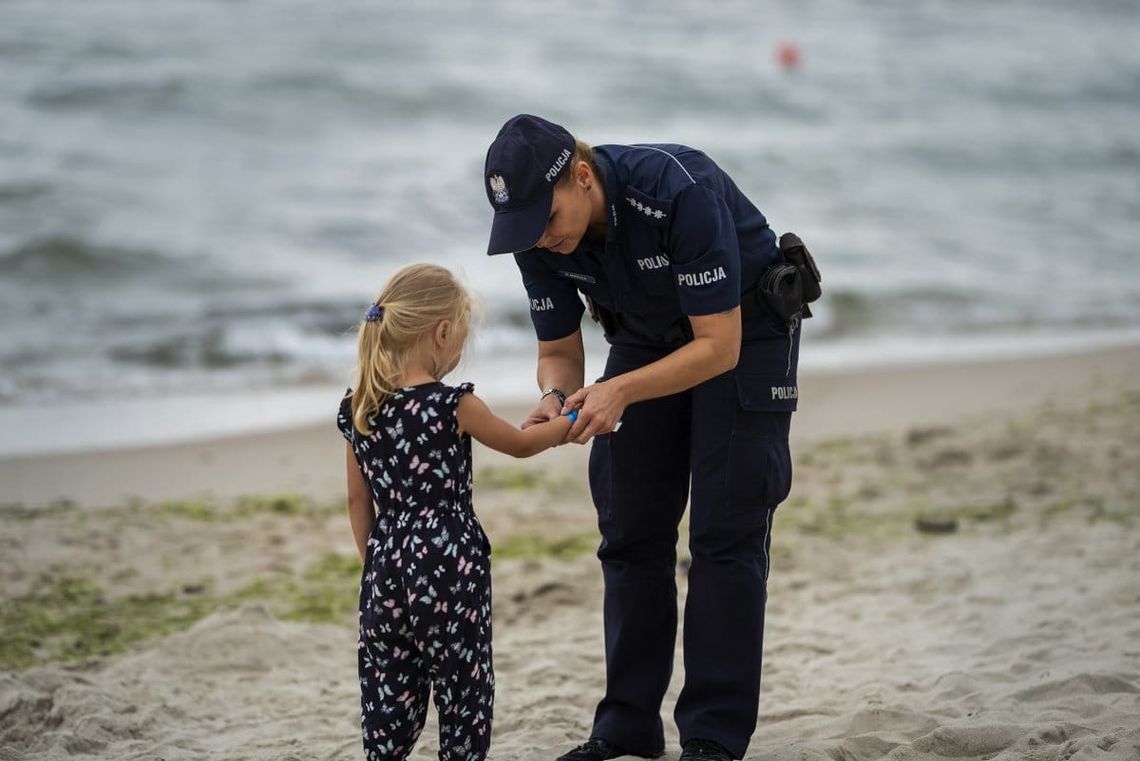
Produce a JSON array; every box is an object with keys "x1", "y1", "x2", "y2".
[{"x1": 622, "y1": 186, "x2": 671, "y2": 227}]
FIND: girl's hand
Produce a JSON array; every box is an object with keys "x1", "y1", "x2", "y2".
[{"x1": 562, "y1": 380, "x2": 627, "y2": 444}]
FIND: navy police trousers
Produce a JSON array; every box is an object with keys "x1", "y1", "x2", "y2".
[{"x1": 588, "y1": 342, "x2": 793, "y2": 759}]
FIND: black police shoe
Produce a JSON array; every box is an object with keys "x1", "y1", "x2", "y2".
[
  {"x1": 679, "y1": 739, "x2": 733, "y2": 761},
  {"x1": 556, "y1": 736, "x2": 658, "y2": 761}
]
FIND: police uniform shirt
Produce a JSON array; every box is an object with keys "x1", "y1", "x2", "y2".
[{"x1": 513, "y1": 143, "x2": 781, "y2": 348}]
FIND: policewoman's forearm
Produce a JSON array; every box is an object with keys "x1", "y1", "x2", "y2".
[
  {"x1": 562, "y1": 309, "x2": 740, "y2": 442},
  {"x1": 535, "y1": 329, "x2": 586, "y2": 395},
  {"x1": 613, "y1": 308, "x2": 741, "y2": 404}
]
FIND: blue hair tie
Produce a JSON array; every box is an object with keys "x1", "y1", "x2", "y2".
[{"x1": 365, "y1": 304, "x2": 384, "y2": 322}]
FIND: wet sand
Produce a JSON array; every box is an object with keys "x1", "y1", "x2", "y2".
[{"x1": 1, "y1": 344, "x2": 1138, "y2": 760}]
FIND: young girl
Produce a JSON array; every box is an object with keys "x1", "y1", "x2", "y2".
[{"x1": 337, "y1": 263, "x2": 572, "y2": 761}]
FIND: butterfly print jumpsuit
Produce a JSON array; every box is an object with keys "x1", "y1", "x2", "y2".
[{"x1": 338, "y1": 381, "x2": 493, "y2": 761}]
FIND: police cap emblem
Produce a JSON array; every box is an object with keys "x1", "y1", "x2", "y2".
[{"x1": 489, "y1": 174, "x2": 510, "y2": 205}]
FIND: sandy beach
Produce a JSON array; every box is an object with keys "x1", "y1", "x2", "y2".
[{"x1": 2, "y1": 345, "x2": 1138, "y2": 760}]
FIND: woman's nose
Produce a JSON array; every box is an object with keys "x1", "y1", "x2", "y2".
[{"x1": 536, "y1": 225, "x2": 554, "y2": 249}]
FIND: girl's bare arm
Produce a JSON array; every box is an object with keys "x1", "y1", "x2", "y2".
[
  {"x1": 345, "y1": 443, "x2": 376, "y2": 561},
  {"x1": 457, "y1": 393, "x2": 572, "y2": 458}
]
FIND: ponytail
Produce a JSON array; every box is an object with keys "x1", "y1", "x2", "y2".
[{"x1": 350, "y1": 264, "x2": 472, "y2": 435}]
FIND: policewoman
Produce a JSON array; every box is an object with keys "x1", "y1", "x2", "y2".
[{"x1": 482, "y1": 115, "x2": 818, "y2": 761}]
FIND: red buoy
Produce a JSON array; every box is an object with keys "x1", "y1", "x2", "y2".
[{"x1": 776, "y1": 41, "x2": 801, "y2": 70}]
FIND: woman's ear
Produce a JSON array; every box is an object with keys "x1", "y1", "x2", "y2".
[
  {"x1": 434, "y1": 319, "x2": 452, "y2": 349},
  {"x1": 575, "y1": 160, "x2": 593, "y2": 190}
]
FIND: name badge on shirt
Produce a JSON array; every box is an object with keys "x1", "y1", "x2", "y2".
[{"x1": 558, "y1": 270, "x2": 596, "y2": 284}]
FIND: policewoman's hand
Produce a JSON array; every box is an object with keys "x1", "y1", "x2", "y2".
[
  {"x1": 521, "y1": 393, "x2": 564, "y2": 431},
  {"x1": 562, "y1": 380, "x2": 627, "y2": 444}
]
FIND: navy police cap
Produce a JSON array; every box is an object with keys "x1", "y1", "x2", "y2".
[{"x1": 484, "y1": 114, "x2": 575, "y2": 256}]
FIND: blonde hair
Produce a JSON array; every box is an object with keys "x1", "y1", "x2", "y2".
[
  {"x1": 556, "y1": 139, "x2": 602, "y2": 187},
  {"x1": 351, "y1": 263, "x2": 473, "y2": 435}
]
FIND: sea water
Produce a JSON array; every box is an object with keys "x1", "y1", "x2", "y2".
[{"x1": 1, "y1": 0, "x2": 1138, "y2": 453}]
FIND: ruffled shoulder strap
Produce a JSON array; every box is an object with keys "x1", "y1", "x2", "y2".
[
  {"x1": 335, "y1": 388, "x2": 354, "y2": 442},
  {"x1": 442, "y1": 381, "x2": 475, "y2": 435},
  {"x1": 444, "y1": 381, "x2": 475, "y2": 402}
]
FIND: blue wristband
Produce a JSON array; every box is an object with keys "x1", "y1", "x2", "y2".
[{"x1": 565, "y1": 410, "x2": 623, "y2": 431}]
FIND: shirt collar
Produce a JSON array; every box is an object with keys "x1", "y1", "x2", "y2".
[{"x1": 594, "y1": 149, "x2": 623, "y2": 245}]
